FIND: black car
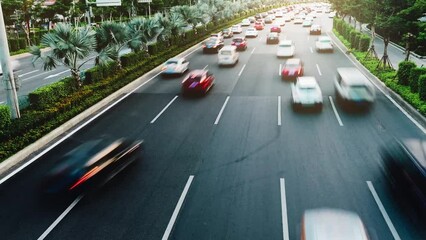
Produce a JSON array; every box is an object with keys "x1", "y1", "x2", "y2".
[
  {"x1": 381, "y1": 138, "x2": 426, "y2": 214},
  {"x1": 42, "y1": 138, "x2": 143, "y2": 194},
  {"x1": 266, "y1": 32, "x2": 279, "y2": 44},
  {"x1": 202, "y1": 37, "x2": 224, "y2": 53}
]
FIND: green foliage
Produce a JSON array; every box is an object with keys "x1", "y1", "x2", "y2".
[
  {"x1": 28, "y1": 77, "x2": 75, "y2": 110},
  {"x1": 349, "y1": 30, "x2": 358, "y2": 49},
  {"x1": 397, "y1": 61, "x2": 416, "y2": 85},
  {"x1": 0, "y1": 105, "x2": 11, "y2": 132},
  {"x1": 409, "y1": 67, "x2": 426, "y2": 93},
  {"x1": 419, "y1": 75, "x2": 426, "y2": 101},
  {"x1": 359, "y1": 35, "x2": 370, "y2": 51}
]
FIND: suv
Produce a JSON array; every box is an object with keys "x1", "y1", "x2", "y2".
[
  {"x1": 334, "y1": 67, "x2": 375, "y2": 110},
  {"x1": 381, "y1": 138, "x2": 426, "y2": 214}
]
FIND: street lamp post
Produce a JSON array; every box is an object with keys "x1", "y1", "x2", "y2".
[{"x1": 0, "y1": 2, "x2": 20, "y2": 118}]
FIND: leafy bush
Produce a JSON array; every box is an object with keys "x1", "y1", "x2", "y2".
[
  {"x1": 28, "y1": 77, "x2": 75, "y2": 109},
  {"x1": 397, "y1": 61, "x2": 416, "y2": 85},
  {"x1": 350, "y1": 30, "x2": 358, "y2": 49},
  {"x1": 359, "y1": 35, "x2": 370, "y2": 51},
  {"x1": 0, "y1": 105, "x2": 11, "y2": 132},
  {"x1": 409, "y1": 67, "x2": 426, "y2": 93},
  {"x1": 419, "y1": 74, "x2": 426, "y2": 101}
]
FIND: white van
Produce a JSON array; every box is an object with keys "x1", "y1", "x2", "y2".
[{"x1": 218, "y1": 45, "x2": 239, "y2": 66}]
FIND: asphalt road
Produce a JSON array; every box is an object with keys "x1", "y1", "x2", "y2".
[{"x1": 0, "y1": 11, "x2": 425, "y2": 240}]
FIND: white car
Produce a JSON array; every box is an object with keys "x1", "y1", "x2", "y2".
[
  {"x1": 277, "y1": 40, "x2": 295, "y2": 58},
  {"x1": 315, "y1": 36, "x2": 334, "y2": 52},
  {"x1": 161, "y1": 57, "x2": 189, "y2": 76},
  {"x1": 245, "y1": 27, "x2": 258, "y2": 38},
  {"x1": 284, "y1": 15, "x2": 292, "y2": 22},
  {"x1": 275, "y1": 11, "x2": 283, "y2": 18},
  {"x1": 218, "y1": 45, "x2": 239, "y2": 66},
  {"x1": 294, "y1": 17, "x2": 303, "y2": 24},
  {"x1": 231, "y1": 24, "x2": 243, "y2": 34},
  {"x1": 241, "y1": 19, "x2": 251, "y2": 26},
  {"x1": 291, "y1": 76, "x2": 323, "y2": 111},
  {"x1": 328, "y1": 12, "x2": 336, "y2": 18},
  {"x1": 276, "y1": 19, "x2": 285, "y2": 26}
]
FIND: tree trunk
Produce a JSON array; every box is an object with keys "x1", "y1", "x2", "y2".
[
  {"x1": 71, "y1": 69, "x2": 82, "y2": 88},
  {"x1": 24, "y1": 19, "x2": 31, "y2": 46},
  {"x1": 377, "y1": 37, "x2": 393, "y2": 69}
]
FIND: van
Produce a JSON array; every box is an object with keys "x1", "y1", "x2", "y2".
[
  {"x1": 334, "y1": 67, "x2": 375, "y2": 110},
  {"x1": 218, "y1": 46, "x2": 239, "y2": 66}
]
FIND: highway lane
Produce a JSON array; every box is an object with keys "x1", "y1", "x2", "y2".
[{"x1": 0, "y1": 10, "x2": 426, "y2": 240}]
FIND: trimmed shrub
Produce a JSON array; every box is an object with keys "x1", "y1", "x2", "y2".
[
  {"x1": 0, "y1": 105, "x2": 11, "y2": 131},
  {"x1": 359, "y1": 35, "x2": 370, "y2": 51},
  {"x1": 350, "y1": 30, "x2": 358, "y2": 49},
  {"x1": 419, "y1": 74, "x2": 426, "y2": 100},
  {"x1": 28, "y1": 78, "x2": 75, "y2": 109},
  {"x1": 354, "y1": 34, "x2": 361, "y2": 50},
  {"x1": 409, "y1": 67, "x2": 426, "y2": 93},
  {"x1": 84, "y1": 66, "x2": 104, "y2": 83},
  {"x1": 397, "y1": 61, "x2": 416, "y2": 85}
]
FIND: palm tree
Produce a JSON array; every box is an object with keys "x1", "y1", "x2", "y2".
[
  {"x1": 30, "y1": 23, "x2": 96, "y2": 88},
  {"x1": 171, "y1": 5, "x2": 204, "y2": 32},
  {"x1": 154, "y1": 12, "x2": 186, "y2": 46},
  {"x1": 126, "y1": 17, "x2": 163, "y2": 53}
]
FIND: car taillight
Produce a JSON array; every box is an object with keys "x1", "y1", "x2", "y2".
[{"x1": 297, "y1": 68, "x2": 301, "y2": 74}]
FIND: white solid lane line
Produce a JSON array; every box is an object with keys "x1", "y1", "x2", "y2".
[
  {"x1": 21, "y1": 70, "x2": 55, "y2": 82},
  {"x1": 316, "y1": 63, "x2": 322, "y2": 76},
  {"x1": 162, "y1": 175, "x2": 195, "y2": 240},
  {"x1": 279, "y1": 64, "x2": 282, "y2": 76},
  {"x1": 238, "y1": 64, "x2": 246, "y2": 77},
  {"x1": 367, "y1": 181, "x2": 401, "y2": 240},
  {"x1": 18, "y1": 69, "x2": 39, "y2": 78},
  {"x1": 203, "y1": 65, "x2": 208, "y2": 70},
  {"x1": 37, "y1": 195, "x2": 84, "y2": 240},
  {"x1": 214, "y1": 96, "x2": 230, "y2": 125},
  {"x1": 310, "y1": 47, "x2": 313, "y2": 53},
  {"x1": 151, "y1": 95, "x2": 179, "y2": 124},
  {"x1": 329, "y1": 96, "x2": 344, "y2": 126},
  {"x1": 44, "y1": 69, "x2": 70, "y2": 79},
  {"x1": 278, "y1": 96, "x2": 282, "y2": 126},
  {"x1": 280, "y1": 178, "x2": 289, "y2": 240},
  {"x1": 251, "y1": 47, "x2": 256, "y2": 54}
]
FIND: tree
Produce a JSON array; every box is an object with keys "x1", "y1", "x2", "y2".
[
  {"x1": 126, "y1": 16, "x2": 162, "y2": 53},
  {"x1": 154, "y1": 12, "x2": 186, "y2": 45},
  {"x1": 30, "y1": 23, "x2": 96, "y2": 88}
]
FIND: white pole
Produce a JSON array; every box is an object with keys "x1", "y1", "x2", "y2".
[{"x1": 0, "y1": 2, "x2": 20, "y2": 118}]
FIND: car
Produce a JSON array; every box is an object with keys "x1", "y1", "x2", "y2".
[
  {"x1": 42, "y1": 138, "x2": 143, "y2": 194},
  {"x1": 241, "y1": 18, "x2": 251, "y2": 26},
  {"x1": 202, "y1": 37, "x2": 224, "y2": 53},
  {"x1": 222, "y1": 28, "x2": 233, "y2": 38},
  {"x1": 181, "y1": 70, "x2": 215, "y2": 95},
  {"x1": 380, "y1": 138, "x2": 426, "y2": 214},
  {"x1": 254, "y1": 21, "x2": 265, "y2": 30},
  {"x1": 269, "y1": 14, "x2": 276, "y2": 20},
  {"x1": 255, "y1": 14, "x2": 262, "y2": 19},
  {"x1": 248, "y1": 16, "x2": 256, "y2": 23},
  {"x1": 161, "y1": 57, "x2": 189, "y2": 76},
  {"x1": 275, "y1": 11, "x2": 283, "y2": 18},
  {"x1": 261, "y1": 12, "x2": 268, "y2": 18},
  {"x1": 305, "y1": 16, "x2": 314, "y2": 21},
  {"x1": 302, "y1": 20, "x2": 312, "y2": 27},
  {"x1": 291, "y1": 76, "x2": 323, "y2": 111},
  {"x1": 284, "y1": 15, "x2": 292, "y2": 22},
  {"x1": 210, "y1": 32, "x2": 224, "y2": 42},
  {"x1": 245, "y1": 27, "x2": 258, "y2": 38},
  {"x1": 315, "y1": 36, "x2": 334, "y2": 52},
  {"x1": 232, "y1": 37, "x2": 247, "y2": 51},
  {"x1": 301, "y1": 209, "x2": 370, "y2": 240},
  {"x1": 270, "y1": 25, "x2": 281, "y2": 33},
  {"x1": 218, "y1": 45, "x2": 239, "y2": 66},
  {"x1": 310, "y1": 24, "x2": 321, "y2": 35},
  {"x1": 266, "y1": 32, "x2": 280, "y2": 44},
  {"x1": 277, "y1": 40, "x2": 295, "y2": 58},
  {"x1": 334, "y1": 67, "x2": 375, "y2": 110},
  {"x1": 231, "y1": 24, "x2": 243, "y2": 34},
  {"x1": 276, "y1": 19, "x2": 285, "y2": 26},
  {"x1": 294, "y1": 17, "x2": 303, "y2": 24},
  {"x1": 281, "y1": 58, "x2": 303, "y2": 80},
  {"x1": 264, "y1": 16, "x2": 273, "y2": 24},
  {"x1": 329, "y1": 11, "x2": 336, "y2": 18}
]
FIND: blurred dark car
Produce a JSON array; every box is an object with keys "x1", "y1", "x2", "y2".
[
  {"x1": 381, "y1": 138, "x2": 426, "y2": 213},
  {"x1": 202, "y1": 37, "x2": 224, "y2": 53},
  {"x1": 266, "y1": 32, "x2": 280, "y2": 44},
  {"x1": 42, "y1": 138, "x2": 143, "y2": 194},
  {"x1": 232, "y1": 37, "x2": 248, "y2": 51},
  {"x1": 181, "y1": 69, "x2": 215, "y2": 95}
]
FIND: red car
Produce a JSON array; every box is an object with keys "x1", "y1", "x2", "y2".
[
  {"x1": 182, "y1": 70, "x2": 215, "y2": 95},
  {"x1": 254, "y1": 21, "x2": 264, "y2": 30},
  {"x1": 231, "y1": 37, "x2": 247, "y2": 51},
  {"x1": 270, "y1": 25, "x2": 281, "y2": 33},
  {"x1": 281, "y1": 58, "x2": 304, "y2": 80}
]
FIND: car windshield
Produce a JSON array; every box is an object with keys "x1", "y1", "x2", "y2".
[
  {"x1": 220, "y1": 51, "x2": 232, "y2": 56},
  {"x1": 166, "y1": 60, "x2": 178, "y2": 65},
  {"x1": 348, "y1": 85, "x2": 372, "y2": 96},
  {"x1": 320, "y1": 39, "x2": 331, "y2": 43},
  {"x1": 206, "y1": 40, "x2": 217, "y2": 44},
  {"x1": 279, "y1": 44, "x2": 291, "y2": 47},
  {"x1": 233, "y1": 39, "x2": 243, "y2": 43},
  {"x1": 188, "y1": 75, "x2": 203, "y2": 82},
  {"x1": 286, "y1": 63, "x2": 299, "y2": 68}
]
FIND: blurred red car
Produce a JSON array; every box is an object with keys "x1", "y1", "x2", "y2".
[
  {"x1": 282, "y1": 58, "x2": 304, "y2": 80},
  {"x1": 231, "y1": 37, "x2": 248, "y2": 51},
  {"x1": 270, "y1": 25, "x2": 281, "y2": 33},
  {"x1": 182, "y1": 70, "x2": 215, "y2": 95},
  {"x1": 254, "y1": 21, "x2": 264, "y2": 30}
]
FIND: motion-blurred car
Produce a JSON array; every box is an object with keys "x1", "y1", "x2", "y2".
[
  {"x1": 277, "y1": 40, "x2": 295, "y2": 58},
  {"x1": 42, "y1": 138, "x2": 143, "y2": 194},
  {"x1": 161, "y1": 57, "x2": 189, "y2": 76},
  {"x1": 294, "y1": 17, "x2": 303, "y2": 24},
  {"x1": 231, "y1": 24, "x2": 243, "y2": 34},
  {"x1": 264, "y1": 16, "x2": 273, "y2": 24},
  {"x1": 302, "y1": 20, "x2": 313, "y2": 27},
  {"x1": 241, "y1": 18, "x2": 251, "y2": 26},
  {"x1": 245, "y1": 27, "x2": 258, "y2": 38},
  {"x1": 301, "y1": 209, "x2": 370, "y2": 240},
  {"x1": 334, "y1": 67, "x2": 375, "y2": 110},
  {"x1": 203, "y1": 37, "x2": 224, "y2": 53},
  {"x1": 255, "y1": 14, "x2": 262, "y2": 19},
  {"x1": 329, "y1": 11, "x2": 336, "y2": 18},
  {"x1": 292, "y1": 76, "x2": 323, "y2": 111},
  {"x1": 248, "y1": 16, "x2": 256, "y2": 23},
  {"x1": 266, "y1": 32, "x2": 280, "y2": 44},
  {"x1": 281, "y1": 58, "x2": 304, "y2": 80},
  {"x1": 275, "y1": 11, "x2": 283, "y2": 18},
  {"x1": 222, "y1": 28, "x2": 233, "y2": 38},
  {"x1": 310, "y1": 24, "x2": 321, "y2": 35},
  {"x1": 276, "y1": 19, "x2": 285, "y2": 26},
  {"x1": 284, "y1": 15, "x2": 292, "y2": 22},
  {"x1": 270, "y1": 25, "x2": 281, "y2": 33},
  {"x1": 380, "y1": 138, "x2": 426, "y2": 213},
  {"x1": 181, "y1": 69, "x2": 215, "y2": 95},
  {"x1": 218, "y1": 45, "x2": 239, "y2": 66},
  {"x1": 254, "y1": 21, "x2": 265, "y2": 30},
  {"x1": 232, "y1": 37, "x2": 248, "y2": 51},
  {"x1": 211, "y1": 32, "x2": 224, "y2": 42},
  {"x1": 315, "y1": 36, "x2": 334, "y2": 52}
]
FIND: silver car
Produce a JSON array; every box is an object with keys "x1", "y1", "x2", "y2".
[
  {"x1": 291, "y1": 76, "x2": 323, "y2": 111},
  {"x1": 315, "y1": 36, "x2": 334, "y2": 52},
  {"x1": 161, "y1": 57, "x2": 189, "y2": 76}
]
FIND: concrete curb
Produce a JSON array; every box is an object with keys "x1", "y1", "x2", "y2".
[
  {"x1": 0, "y1": 42, "x2": 202, "y2": 178},
  {"x1": 329, "y1": 31, "x2": 426, "y2": 130}
]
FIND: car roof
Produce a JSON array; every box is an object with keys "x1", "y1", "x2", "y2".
[
  {"x1": 297, "y1": 76, "x2": 317, "y2": 88},
  {"x1": 233, "y1": 37, "x2": 245, "y2": 40},
  {"x1": 279, "y1": 40, "x2": 293, "y2": 45},
  {"x1": 247, "y1": 27, "x2": 256, "y2": 30},
  {"x1": 268, "y1": 32, "x2": 279, "y2": 36},
  {"x1": 303, "y1": 209, "x2": 368, "y2": 240},
  {"x1": 286, "y1": 58, "x2": 301, "y2": 65},
  {"x1": 221, "y1": 45, "x2": 237, "y2": 51},
  {"x1": 188, "y1": 69, "x2": 207, "y2": 76},
  {"x1": 337, "y1": 68, "x2": 370, "y2": 85},
  {"x1": 401, "y1": 138, "x2": 426, "y2": 171},
  {"x1": 318, "y1": 36, "x2": 331, "y2": 41},
  {"x1": 167, "y1": 57, "x2": 182, "y2": 62}
]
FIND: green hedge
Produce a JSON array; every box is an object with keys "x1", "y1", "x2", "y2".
[
  {"x1": 350, "y1": 30, "x2": 358, "y2": 49},
  {"x1": 0, "y1": 105, "x2": 11, "y2": 133},
  {"x1": 397, "y1": 61, "x2": 416, "y2": 86},
  {"x1": 359, "y1": 35, "x2": 370, "y2": 51},
  {"x1": 419, "y1": 75, "x2": 426, "y2": 101},
  {"x1": 409, "y1": 67, "x2": 426, "y2": 93},
  {"x1": 28, "y1": 77, "x2": 75, "y2": 110}
]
